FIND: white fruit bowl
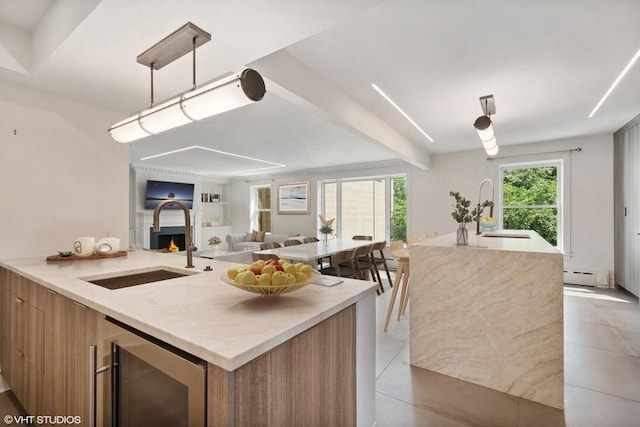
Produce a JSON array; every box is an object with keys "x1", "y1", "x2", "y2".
[{"x1": 220, "y1": 271, "x2": 320, "y2": 295}]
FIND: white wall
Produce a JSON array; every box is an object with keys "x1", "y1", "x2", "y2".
[
  {"x1": 0, "y1": 81, "x2": 129, "y2": 259},
  {"x1": 129, "y1": 166, "x2": 230, "y2": 247},
  {"x1": 229, "y1": 162, "x2": 410, "y2": 237},
  {"x1": 229, "y1": 135, "x2": 614, "y2": 283}
]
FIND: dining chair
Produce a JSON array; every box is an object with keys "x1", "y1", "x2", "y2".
[
  {"x1": 284, "y1": 239, "x2": 302, "y2": 246},
  {"x1": 303, "y1": 237, "x2": 320, "y2": 243},
  {"x1": 352, "y1": 235, "x2": 373, "y2": 241},
  {"x1": 384, "y1": 241, "x2": 410, "y2": 332},
  {"x1": 370, "y1": 240, "x2": 392, "y2": 292},
  {"x1": 407, "y1": 235, "x2": 421, "y2": 245},
  {"x1": 319, "y1": 248, "x2": 358, "y2": 279},
  {"x1": 259, "y1": 241, "x2": 281, "y2": 250},
  {"x1": 346, "y1": 243, "x2": 374, "y2": 281},
  {"x1": 396, "y1": 231, "x2": 437, "y2": 317},
  {"x1": 252, "y1": 252, "x2": 279, "y2": 262}
]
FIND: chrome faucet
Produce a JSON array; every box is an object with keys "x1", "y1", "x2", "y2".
[
  {"x1": 476, "y1": 178, "x2": 495, "y2": 235},
  {"x1": 152, "y1": 199, "x2": 196, "y2": 268}
]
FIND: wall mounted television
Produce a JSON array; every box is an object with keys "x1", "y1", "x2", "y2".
[{"x1": 144, "y1": 180, "x2": 195, "y2": 209}]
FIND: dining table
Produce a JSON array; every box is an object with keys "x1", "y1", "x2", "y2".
[{"x1": 253, "y1": 238, "x2": 378, "y2": 263}]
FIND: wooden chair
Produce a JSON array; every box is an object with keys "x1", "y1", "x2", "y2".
[
  {"x1": 370, "y1": 240, "x2": 392, "y2": 293},
  {"x1": 303, "y1": 237, "x2": 320, "y2": 243},
  {"x1": 347, "y1": 243, "x2": 374, "y2": 280},
  {"x1": 352, "y1": 235, "x2": 373, "y2": 241},
  {"x1": 252, "y1": 252, "x2": 279, "y2": 262},
  {"x1": 284, "y1": 239, "x2": 302, "y2": 246},
  {"x1": 319, "y1": 248, "x2": 358, "y2": 279},
  {"x1": 384, "y1": 241, "x2": 410, "y2": 332},
  {"x1": 407, "y1": 235, "x2": 420, "y2": 245},
  {"x1": 259, "y1": 241, "x2": 281, "y2": 250}
]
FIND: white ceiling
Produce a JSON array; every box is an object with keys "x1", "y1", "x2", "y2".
[{"x1": 1, "y1": 0, "x2": 639, "y2": 177}]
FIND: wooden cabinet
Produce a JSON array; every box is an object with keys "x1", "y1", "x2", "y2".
[
  {"x1": 208, "y1": 305, "x2": 356, "y2": 426},
  {"x1": 42, "y1": 289, "x2": 99, "y2": 425},
  {"x1": 0, "y1": 267, "x2": 45, "y2": 414},
  {"x1": 614, "y1": 115, "x2": 640, "y2": 296},
  {"x1": 1, "y1": 267, "x2": 99, "y2": 422}
]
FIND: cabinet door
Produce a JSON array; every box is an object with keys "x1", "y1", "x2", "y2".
[
  {"x1": 43, "y1": 290, "x2": 99, "y2": 424},
  {"x1": 1, "y1": 275, "x2": 15, "y2": 392},
  {"x1": 69, "y1": 300, "x2": 99, "y2": 422}
]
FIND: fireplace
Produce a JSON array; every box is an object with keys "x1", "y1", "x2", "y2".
[{"x1": 150, "y1": 226, "x2": 186, "y2": 251}]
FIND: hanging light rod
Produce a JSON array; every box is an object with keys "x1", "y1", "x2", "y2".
[
  {"x1": 473, "y1": 94, "x2": 499, "y2": 156},
  {"x1": 108, "y1": 22, "x2": 266, "y2": 143}
]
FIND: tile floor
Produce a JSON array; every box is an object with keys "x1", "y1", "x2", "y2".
[
  {"x1": 376, "y1": 283, "x2": 640, "y2": 427},
  {"x1": 1, "y1": 284, "x2": 639, "y2": 426}
]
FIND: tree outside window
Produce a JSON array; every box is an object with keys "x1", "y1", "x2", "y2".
[{"x1": 500, "y1": 162, "x2": 561, "y2": 246}]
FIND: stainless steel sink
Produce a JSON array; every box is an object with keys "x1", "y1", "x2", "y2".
[
  {"x1": 482, "y1": 232, "x2": 531, "y2": 239},
  {"x1": 83, "y1": 268, "x2": 197, "y2": 290}
]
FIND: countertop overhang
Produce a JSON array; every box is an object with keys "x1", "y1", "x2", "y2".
[
  {"x1": 0, "y1": 250, "x2": 376, "y2": 371},
  {"x1": 415, "y1": 229, "x2": 561, "y2": 255}
]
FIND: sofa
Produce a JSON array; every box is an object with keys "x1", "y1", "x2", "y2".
[{"x1": 225, "y1": 232, "x2": 305, "y2": 252}]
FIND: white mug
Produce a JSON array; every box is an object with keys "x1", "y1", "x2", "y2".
[
  {"x1": 96, "y1": 237, "x2": 121, "y2": 255},
  {"x1": 73, "y1": 237, "x2": 95, "y2": 257}
]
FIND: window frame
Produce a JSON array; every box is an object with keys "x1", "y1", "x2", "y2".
[
  {"x1": 250, "y1": 184, "x2": 272, "y2": 232},
  {"x1": 498, "y1": 159, "x2": 564, "y2": 250},
  {"x1": 319, "y1": 174, "x2": 406, "y2": 242}
]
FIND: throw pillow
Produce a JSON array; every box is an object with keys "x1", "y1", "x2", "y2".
[
  {"x1": 288, "y1": 232, "x2": 300, "y2": 237},
  {"x1": 254, "y1": 230, "x2": 266, "y2": 242},
  {"x1": 245, "y1": 231, "x2": 257, "y2": 242}
]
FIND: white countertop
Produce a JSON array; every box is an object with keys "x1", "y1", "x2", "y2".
[
  {"x1": 414, "y1": 229, "x2": 561, "y2": 255},
  {"x1": 0, "y1": 250, "x2": 376, "y2": 371}
]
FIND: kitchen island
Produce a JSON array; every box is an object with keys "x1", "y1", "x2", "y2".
[
  {"x1": 0, "y1": 250, "x2": 377, "y2": 426},
  {"x1": 409, "y1": 230, "x2": 563, "y2": 411}
]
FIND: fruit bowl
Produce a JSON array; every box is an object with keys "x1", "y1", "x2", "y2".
[
  {"x1": 221, "y1": 270, "x2": 320, "y2": 295},
  {"x1": 480, "y1": 217, "x2": 498, "y2": 231}
]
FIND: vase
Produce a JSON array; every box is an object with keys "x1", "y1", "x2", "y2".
[
  {"x1": 322, "y1": 234, "x2": 329, "y2": 245},
  {"x1": 456, "y1": 225, "x2": 468, "y2": 245}
]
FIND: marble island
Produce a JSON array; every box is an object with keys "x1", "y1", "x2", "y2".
[
  {"x1": 0, "y1": 250, "x2": 377, "y2": 426},
  {"x1": 409, "y1": 230, "x2": 564, "y2": 411}
]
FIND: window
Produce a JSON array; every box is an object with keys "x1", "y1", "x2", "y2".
[
  {"x1": 320, "y1": 175, "x2": 407, "y2": 241},
  {"x1": 250, "y1": 185, "x2": 271, "y2": 232},
  {"x1": 500, "y1": 161, "x2": 562, "y2": 247}
]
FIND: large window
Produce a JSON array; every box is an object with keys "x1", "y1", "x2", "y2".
[
  {"x1": 250, "y1": 185, "x2": 271, "y2": 232},
  {"x1": 500, "y1": 161, "x2": 562, "y2": 247},
  {"x1": 320, "y1": 175, "x2": 406, "y2": 241}
]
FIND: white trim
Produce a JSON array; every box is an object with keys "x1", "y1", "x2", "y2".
[{"x1": 498, "y1": 159, "x2": 566, "y2": 252}]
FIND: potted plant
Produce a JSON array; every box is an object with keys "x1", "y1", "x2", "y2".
[
  {"x1": 208, "y1": 235, "x2": 221, "y2": 253},
  {"x1": 318, "y1": 215, "x2": 335, "y2": 244},
  {"x1": 449, "y1": 192, "x2": 492, "y2": 245}
]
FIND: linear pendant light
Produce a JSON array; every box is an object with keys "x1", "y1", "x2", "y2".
[{"x1": 108, "y1": 23, "x2": 266, "y2": 143}]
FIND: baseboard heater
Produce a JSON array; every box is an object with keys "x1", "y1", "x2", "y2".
[{"x1": 563, "y1": 269, "x2": 597, "y2": 286}]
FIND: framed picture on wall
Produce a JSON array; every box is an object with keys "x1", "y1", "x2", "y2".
[{"x1": 277, "y1": 182, "x2": 310, "y2": 214}]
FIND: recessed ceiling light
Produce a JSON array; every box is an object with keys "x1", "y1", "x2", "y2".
[
  {"x1": 139, "y1": 145, "x2": 286, "y2": 174},
  {"x1": 371, "y1": 83, "x2": 434, "y2": 142},
  {"x1": 588, "y1": 45, "x2": 640, "y2": 118}
]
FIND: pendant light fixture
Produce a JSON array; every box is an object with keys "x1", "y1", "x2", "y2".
[
  {"x1": 108, "y1": 22, "x2": 266, "y2": 143},
  {"x1": 473, "y1": 95, "x2": 499, "y2": 156}
]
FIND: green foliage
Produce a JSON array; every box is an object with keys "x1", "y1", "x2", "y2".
[
  {"x1": 503, "y1": 166, "x2": 558, "y2": 245},
  {"x1": 391, "y1": 177, "x2": 407, "y2": 241},
  {"x1": 503, "y1": 208, "x2": 557, "y2": 246},
  {"x1": 503, "y1": 167, "x2": 557, "y2": 205},
  {"x1": 449, "y1": 191, "x2": 493, "y2": 226}
]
